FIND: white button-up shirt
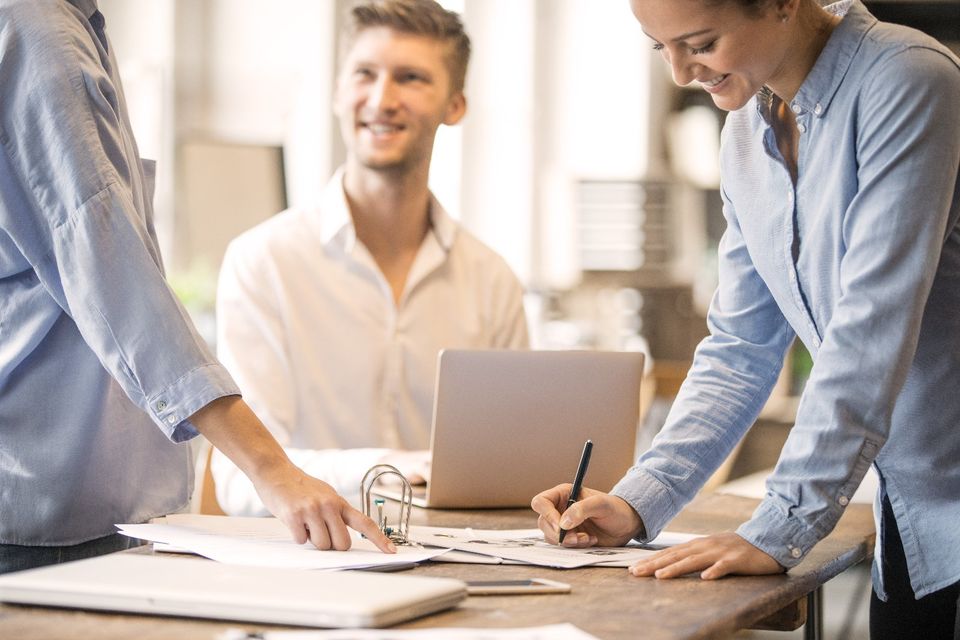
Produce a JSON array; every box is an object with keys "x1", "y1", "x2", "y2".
[{"x1": 213, "y1": 170, "x2": 529, "y2": 513}]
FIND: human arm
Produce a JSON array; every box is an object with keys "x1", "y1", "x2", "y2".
[
  {"x1": 192, "y1": 396, "x2": 394, "y2": 551},
  {"x1": 488, "y1": 256, "x2": 530, "y2": 349},
  {"x1": 214, "y1": 235, "x2": 428, "y2": 514},
  {"x1": 733, "y1": 46, "x2": 960, "y2": 568},
  {"x1": 606, "y1": 188, "x2": 795, "y2": 547},
  {"x1": 0, "y1": 9, "x2": 391, "y2": 552}
]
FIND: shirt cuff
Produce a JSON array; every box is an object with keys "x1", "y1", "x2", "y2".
[
  {"x1": 145, "y1": 363, "x2": 241, "y2": 442},
  {"x1": 736, "y1": 497, "x2": 824, "y2": 568},
  {"x1": 609, "y1": 469, "x2": 681, "y2": 543}
]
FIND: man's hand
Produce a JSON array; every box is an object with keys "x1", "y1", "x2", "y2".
[
  {"x1": 530, "y1": 483, "x2": 643, "y2": 548},
  {"x1": 628, "y1": 532, "x2": 783, "y2": 580},
  {"x1": 378, "y1": 449, "x2": 431, "y2": 486},
  {"x1": 190, "y1": 396, "x2": 395, "y2": 553}
]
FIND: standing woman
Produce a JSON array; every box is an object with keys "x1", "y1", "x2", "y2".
[{"x1": 531, "y1": 1, "x2": 960, "y2": 636}]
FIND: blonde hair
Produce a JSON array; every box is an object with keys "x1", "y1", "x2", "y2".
[{"x1": 342, "y1": 0, "x2": 471, "y2": 93}]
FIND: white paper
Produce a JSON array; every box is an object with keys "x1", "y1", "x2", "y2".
[
  {"x1": 410, "y1": 526, "x2": 702, "y2": 569},
  {"x1": 117, "y1": 514, "x2": 447, "y2": 571},
  {"x1": 218, "y1": 623, "x2": 600, "y2": 640}
]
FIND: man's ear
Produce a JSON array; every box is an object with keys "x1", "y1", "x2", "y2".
[{"x1": 443, "y1": 92, "x2": 467, "y2": 126}]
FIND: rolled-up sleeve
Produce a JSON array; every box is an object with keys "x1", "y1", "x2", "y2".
[{"x1": 0, "y1": 2, "x2": 238, "y2": 441}]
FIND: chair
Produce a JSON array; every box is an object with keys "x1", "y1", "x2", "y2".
[{"x1": 191, "y1": 439, "x2": 227, "y2": 515}]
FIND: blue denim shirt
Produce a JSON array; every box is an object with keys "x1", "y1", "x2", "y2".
[
  {"x1": 0, "y1": 0, "x2": 239, "y2": 544},
  {"x1": 612, "y1": 1, "x2": 960, "y2": 598}
]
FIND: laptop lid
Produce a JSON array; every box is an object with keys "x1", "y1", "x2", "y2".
[
  {"x1": 0, "y1": 554, "x2": 466, "y2": 628},
  {"x1": 409, "y1": 349, "x2": 643, "y2": 508}
]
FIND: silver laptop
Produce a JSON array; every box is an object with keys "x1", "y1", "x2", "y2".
[
  {"x1": 379, "y1": 349, "x2": 643, "y2": 508},
  {"x1": 0, "y1": 554, "x2": 466, "y2": 628}
]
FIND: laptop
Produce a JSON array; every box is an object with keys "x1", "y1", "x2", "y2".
[
  {"x1": 0, "y1": 553, "x2": 466, "y2": 628},
  {"x1": 378, "y1": 349, "x2": 644, "y2": 508}
]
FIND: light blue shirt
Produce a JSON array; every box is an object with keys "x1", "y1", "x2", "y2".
[
  {"x1": 612, "y1": 1, "x2": 960, "y2": 599},
  {"x1": 0, "y1": 0, "x2": 239, "y2": 545}
]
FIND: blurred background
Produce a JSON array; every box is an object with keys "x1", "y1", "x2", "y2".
[{"x1": 99, "y1": 2, "x2": 958, "y2": 636}]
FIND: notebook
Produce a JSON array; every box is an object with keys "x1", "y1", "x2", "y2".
[
  {"x1": 378, "y1": 349, "x2": 644, "y2": 508},
  {"x1": 0, "y1": 553, "x2": 466, "y2": 628}
]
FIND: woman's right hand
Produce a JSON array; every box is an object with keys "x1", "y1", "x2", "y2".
[{"x1": 530, "y1": 483, "x2": 644, "y2": 548}]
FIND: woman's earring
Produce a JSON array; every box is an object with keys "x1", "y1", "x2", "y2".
[{"x1": 780, "y1": 13, "x2": 789, "y2": 23}]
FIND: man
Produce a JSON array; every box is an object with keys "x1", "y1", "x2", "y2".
[
  {"x1": 0, "y1": 0, "x2": 393, "y2": 574},
  {"x1": 213, "y1": 0, "x2": 528, "y2": 515}
]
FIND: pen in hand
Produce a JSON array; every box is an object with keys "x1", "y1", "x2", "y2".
[{"x1": 558, "y1": 439, "x2": 593, "y2": 543}]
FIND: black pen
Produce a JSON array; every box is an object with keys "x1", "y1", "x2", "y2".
[{"x1": 558, "y1": 439, "x2": 593, "y2": 543}]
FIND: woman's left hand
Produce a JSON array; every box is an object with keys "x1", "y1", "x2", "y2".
[{"x1": 629, "y1": 532, "x2": 784, "y2": 580}]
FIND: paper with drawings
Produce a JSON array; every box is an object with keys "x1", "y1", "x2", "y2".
[
  {"x1": 218, "y1": 623, "x2": 600, "y2": 640},
  {"x1": 409, "y1": 526, "x2": 702, "y2": 569},
  {"x1": 117, "y1": 514, "x2": 447, "y2": 571}
]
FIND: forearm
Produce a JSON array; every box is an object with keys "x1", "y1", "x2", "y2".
[{"x1": 190, "y1": 395, "x2": 291, "y2": 488}]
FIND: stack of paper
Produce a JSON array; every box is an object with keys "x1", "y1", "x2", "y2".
[
  {"x1": 117, "y1": 514, "x2": 448, "y2": 570},
  {"x1": 118, "y1": 515, "x2": 701, "y2": 571}
]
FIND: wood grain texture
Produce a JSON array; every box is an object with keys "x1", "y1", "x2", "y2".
[{"x1": 0, "y1": 494, "x2": 875, "y2": 640}]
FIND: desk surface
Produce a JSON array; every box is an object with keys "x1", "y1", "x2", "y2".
[{"x1": 0, "y1": 493, "x2": 875, "y2": 640}]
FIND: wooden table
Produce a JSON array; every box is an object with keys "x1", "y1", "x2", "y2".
[{"x1": 0, "y1": 494, "x2": 875, "y2": 640}]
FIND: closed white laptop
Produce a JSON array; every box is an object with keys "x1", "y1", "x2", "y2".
[
  {"x1": 379, "y1": 349, "x2": 644, "y2": 508},
  {"x1": 0, "y1": 554, "x2": 466, "y2": 628}
]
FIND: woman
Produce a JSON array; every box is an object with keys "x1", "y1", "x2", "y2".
[{"x1": 532, "y1": 1, "x2": 960, "y2": 636}]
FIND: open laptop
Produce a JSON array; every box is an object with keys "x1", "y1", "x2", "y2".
[
  {"x1": 0, "y1": 553, "x2": 466, "y2": 628},
  {"x1": 378, "y1": 349, "x2": 644, "y2": 508}
]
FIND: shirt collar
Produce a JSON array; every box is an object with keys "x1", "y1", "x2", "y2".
[
  {"x1": 316, "y1": 167, "x2": 457, "y2": 252},
  {"x1": 755, "y1": 1, "x2": 874, "y2": 121},
  {"x1": 67, "y1": 0, "x2": 99, "y2": 21},
  {"x1": 793, "y1": 1, "x2": 874, "y2": 116}
]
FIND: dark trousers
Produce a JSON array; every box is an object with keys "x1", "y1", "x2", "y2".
[
  {"x1": 870, "y1": 496, "x2": 960, "y2": 640},
  {"x1": 0, "y1": 533, "x2": 143, "y2": 575}
]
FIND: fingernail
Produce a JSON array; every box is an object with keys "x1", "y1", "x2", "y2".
[
  {"x1": 387, "y1": 541, "x2": 397, "y2": 553},
  {"x1": 559, "y1": 517, "x2": 572, "y2": 528}
]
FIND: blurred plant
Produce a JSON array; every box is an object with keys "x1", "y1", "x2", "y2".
[
  {"x1": 167, "y1": 261, "x2": 218, "y2": 313},
  {"x1": 790, "y1": 340, "x2": 814, "y2": 396},
  {"x1": 167, "y1": 261, "x2": 219, "y2": 349}
]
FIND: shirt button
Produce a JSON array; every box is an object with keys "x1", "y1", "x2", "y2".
[
  {"x1": 814, "y1": 103, "x2": 823, "y2": 115},
  {"x1": 838, "y1": 495, "x2": 850, "y2": 506},
  {"x1": 797, "y1": 122, "x2": 806, "y2": 133},
  {"x1": 790, "y1": 547, "x2": 803, "y2": 559},
  {"x1": 166, "y1": 415, "x2": 178, "y2": 425},
  {"x1": 791, "y1": 103, "x2": 802, "y2": 114},
  {"x1": 155, "y1": 400, "x2": 167, "y2": 411}
]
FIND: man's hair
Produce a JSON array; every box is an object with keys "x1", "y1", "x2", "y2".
[{"x1": 341, "y1": 0, "x2": 471, "y2": 93}]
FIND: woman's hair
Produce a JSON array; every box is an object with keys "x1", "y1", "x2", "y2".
[{"x1": 702, "y1": 0, "x2": 780, "y2": 16}]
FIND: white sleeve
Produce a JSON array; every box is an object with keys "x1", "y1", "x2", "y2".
[
  {"x1": 216, "y1": 238, "x2": 297, "y2": 440},
  {"x1": 211, "y1": 446, "x2": 392, "y2": 516},
  {"x1": 491, "y1": 263, "x2": 530, "y2": 349}
]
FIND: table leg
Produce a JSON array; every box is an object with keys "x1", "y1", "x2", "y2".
[{"x1": 804, "y1": 586, "x2": 823, "y2": 640}]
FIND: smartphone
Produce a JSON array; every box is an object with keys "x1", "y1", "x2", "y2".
[{"x1": 465, "y1": 578, "x2": 571, "y2": 595}]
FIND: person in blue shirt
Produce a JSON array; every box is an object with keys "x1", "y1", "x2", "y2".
[
  {"x1": 0, "y1": 0, "x2": 394, "y2": 574},
  {"x1": 532, "y1": 1, "x2": 960, "y2": 637}
]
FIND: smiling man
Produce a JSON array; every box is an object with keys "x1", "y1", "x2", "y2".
[{"x1": 213, "y1": 0, "x2": 528, "y2": 515}]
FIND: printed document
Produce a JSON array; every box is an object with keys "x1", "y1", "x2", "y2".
[
  {"x1": 117, "y1": 514, "x2": 447, "y2": 570},
  {"x1": 408, "y1": 526, "x2": 701, "y2": 569}
]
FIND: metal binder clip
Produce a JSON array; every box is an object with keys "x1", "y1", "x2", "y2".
[{"x1": 360, "y1": 464, "x2": 413, "y2": 545}]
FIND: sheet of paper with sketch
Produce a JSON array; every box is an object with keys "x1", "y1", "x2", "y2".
[{"x1": 408, "y1": 527, "x2": 702, "y2": 569}]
